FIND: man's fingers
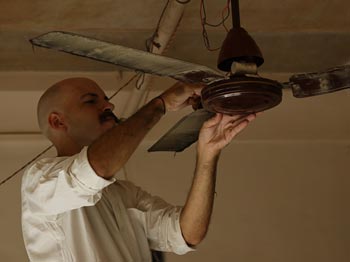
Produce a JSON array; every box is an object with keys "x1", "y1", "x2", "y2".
[
  {"x1": 203, "y1": 113, "x2": 223, "y2": 128},
  {"x1": 225, "y1": 113, "x2": 256, "y2": 137},
  {"x1": 190, "y1": 84, "x2": 204, "y2": 96},
  {"x1": 188, "y1": 95, "x2": 202, "y2": 110},
  {"x1": 224, "y1": 113, "x2": 256, "y2": 126},
  {"x1": 203, "y1": 112, "x2": 256, "y2": 131},
  {"x1": 230, "y1": 119, "x2": 250, "y2": 134},
  {"x1": 244, "y1": 113, "x2": 257, "y2": 122},
  {"x1": 160, "y1": 82, "x2": 205, "y2": 112}
]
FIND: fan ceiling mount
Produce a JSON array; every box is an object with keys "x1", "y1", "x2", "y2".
[{"x1": 30, "y1": 0, "x2": 350, "y2": 152}]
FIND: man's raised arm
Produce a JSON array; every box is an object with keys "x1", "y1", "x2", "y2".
[
  {"x1": 180, "y1": 113, "x2": 257, "y2": 246},
  {"x1": 88, "y1": 82, "x2": 201, "y2": 179}
]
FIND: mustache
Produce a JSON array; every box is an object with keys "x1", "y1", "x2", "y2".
[{"x1": 99, "y1": 111, "x2": 121, "y2": 124}]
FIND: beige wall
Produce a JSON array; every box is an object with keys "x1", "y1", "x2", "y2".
[{"x1": 0, "y1": 72, "x2": 349, "y2": 261}]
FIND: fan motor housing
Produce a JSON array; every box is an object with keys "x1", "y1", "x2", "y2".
[
  {"x1": 201, "y1": 76, "x2": 283, "y2": 114},
  {"x1": 218, "y1": 27, "x2": 264, "y2": 72}
]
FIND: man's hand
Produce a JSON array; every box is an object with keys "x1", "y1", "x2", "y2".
[
  {"x1": 197, "y1": 113, "x2": 257, "y2": 158},
  {"x1": 159, "y1": 82, "x2": 203, "y2": 112}
]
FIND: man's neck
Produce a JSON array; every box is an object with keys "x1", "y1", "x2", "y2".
[{"x1": 56, "y1": 142, "x2": 83, "y2": 157}]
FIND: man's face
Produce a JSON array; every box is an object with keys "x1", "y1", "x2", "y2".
[{"x1": 62, "y1": 79, "x2": 118, "y2": 146}]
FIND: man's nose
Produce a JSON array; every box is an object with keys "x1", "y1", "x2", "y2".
[{"x1": 103, "y1": 100, "x2": 115, "y2": 111}]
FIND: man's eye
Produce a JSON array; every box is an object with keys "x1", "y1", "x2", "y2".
[{"x1": 85, "y1": 100, "x2": 96, "y2": 104}]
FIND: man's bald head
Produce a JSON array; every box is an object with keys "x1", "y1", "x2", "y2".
[{"x1": 37, "y1": 77, "x2": 100, "y2": 138}]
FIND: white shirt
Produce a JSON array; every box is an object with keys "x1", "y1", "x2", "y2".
[{"x1": 21, "y1": 147, "x2": 193, "y2": 262}]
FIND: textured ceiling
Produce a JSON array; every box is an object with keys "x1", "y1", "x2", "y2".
[{"x1": 1, "y1": 0, "x2": 350, "y2": 73}]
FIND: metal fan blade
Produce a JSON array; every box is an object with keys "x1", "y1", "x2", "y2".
[
  {"x1": 30, "y1": 31, "x2": 224, "y2": 84},
  {"x1": 288, "y1": 64, "x2": 350, "y2": 98},
  {"x1": 148, "y1": 109, "x2": 215, "y2": 152}
]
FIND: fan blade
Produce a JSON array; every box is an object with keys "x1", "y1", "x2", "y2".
[
  {"x1": 288, "y1": 65, "x2": 350, "y2": 98},
  {"x1": 30, "y1": 31, "x2": 224, "y2": 84},
  {"x1": 148, "y1": 109, "x2": 215, "y2": 152}
]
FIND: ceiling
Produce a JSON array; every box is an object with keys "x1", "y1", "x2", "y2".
[
  {"x1": 1, "y1": 0, "x2": 350, "y2": 73},
  {"x1": 0, "y1": 0, "x2": 349, "y2": 140}
]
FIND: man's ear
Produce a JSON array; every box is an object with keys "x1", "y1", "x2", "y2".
[{"x1": 48, "y1": 112, "x2": 66, "y2": 131}]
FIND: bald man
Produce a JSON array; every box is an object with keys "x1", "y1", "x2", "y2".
[{"x1": 21, "y1": 77, "x2": 256, "y2": 261}]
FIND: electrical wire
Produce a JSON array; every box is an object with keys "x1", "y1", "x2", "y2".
[
  {"x1": 176, "y1": 0, "x2": 191, "y2": 4},
  {"x1": 145, "y1": 0, "x2": 170, "y2": 53},
  {"x1": 141, "y1": 0, "x2": 172, "y2": 90},
  {"x1": 135, "y1": 72, "x2": 146, "y2": 90},
  {"x1": 109, "y1": 73, "x2": 140, "y2": 100},
  {"x1": 200, "y1": 0, "x2": 231, "y2": 51},
  {"x1": 145, "y1": 0, "x2": 187, "y2": 54},
  {"x1": 221, "y1": 0, "x2": 231, "y2": 32},
  {"x1": 141, "y1": 0, "x2": 185, "y2": 93},
  {"x1": 0, "y1": 145, "x2": 54, "y2": 187}
]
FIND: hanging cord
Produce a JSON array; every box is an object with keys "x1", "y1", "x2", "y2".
[
  {"x1": 139, "y1": 0, "x2": 172, "y2": 90},
  {"x1": 144, "y1": 0, "x2": 188, "y2": 53},
  {"x1": 135, "y1": 71, "x2": 146, "y2": 90},
  {"x1": 200, "y1": 0, "x2": 231, "y2": 51},
  {"x1": 142, "y1": 1, "x2": 185, "y2": 105},
  {"x1": 109, "y1": 73, "x2": 140, "y2": 100},
  {"x1": 175, "y1": 0, "x2": 191, "y2": 4},
  {"x1": 0, "y1": 73, "x2": 139, "y2": 188},
  {"x1": 145, "y1": 0, "x2": 170, "y2": 53},
  {"x1": 221, "y1": 0, "x2": 231, "y2": 32},
  {"x1": 0, "y1": 144, "x2": 54, "y2": 187}
]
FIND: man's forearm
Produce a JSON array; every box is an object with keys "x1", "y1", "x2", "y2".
[
  {"x1": 88, "y1": 97, "x2": 165, "y2": 179},
  {"x1": 180, "y1": 153, "x2": 219, "y2": 246},
  {"x1": 179, "y1": 112, "x2": 256, "y2": 246}
]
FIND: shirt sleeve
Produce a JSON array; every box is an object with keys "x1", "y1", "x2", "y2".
[
  {"x1": 22, "y1": 147, "x2": 115, "y2": 216},
  {"x1": 121, "y1": 181, "x2": 195, "y2": 255}
]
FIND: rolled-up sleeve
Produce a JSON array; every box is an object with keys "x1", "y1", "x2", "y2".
[
  {"x1": 126, "y1": 184, "x2": 195, "y2": 255},
  {"x1": 147, "y1": 205, "x2": 195, "y2": 255},
  {"x1": 22, "y1": 147, "x2": 115, "y2": 215}
]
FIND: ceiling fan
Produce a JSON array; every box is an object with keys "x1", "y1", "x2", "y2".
[{"x1": 30, "y1": 0, "x2": 350, "y2": 152}]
